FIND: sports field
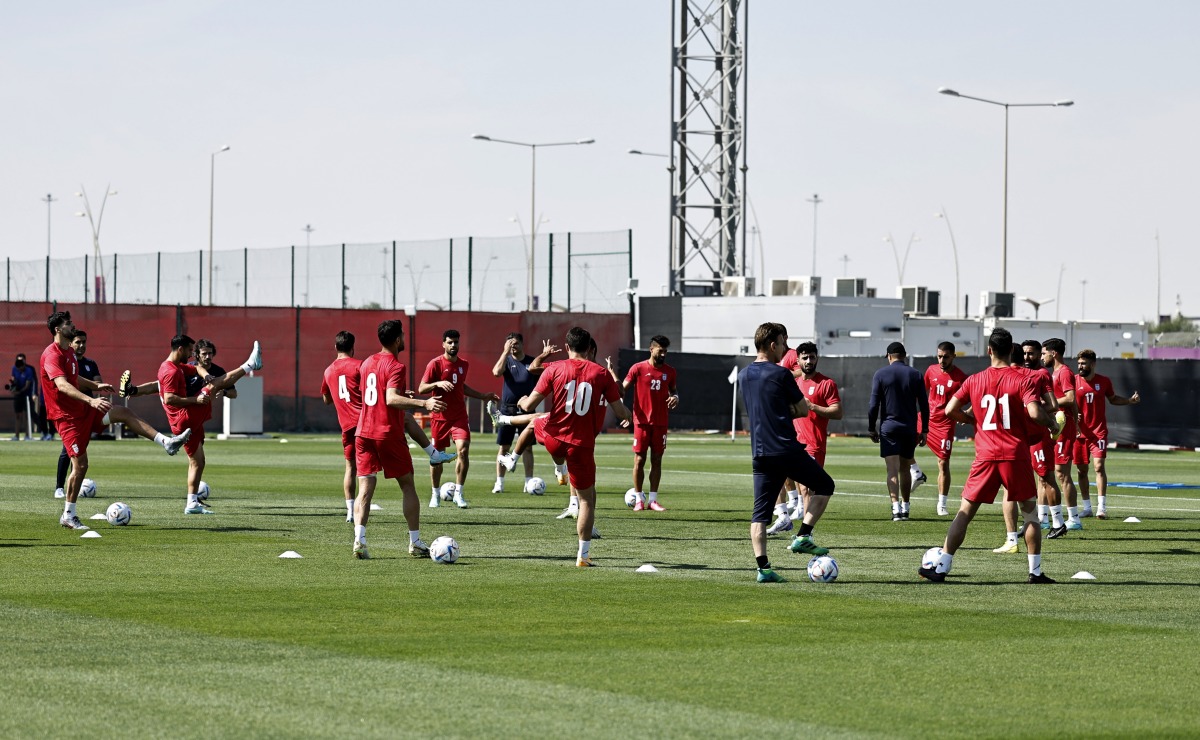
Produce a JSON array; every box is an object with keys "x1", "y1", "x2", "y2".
[{"x1": 2, "y1": 434, "x2": 1199, "y2": 738}]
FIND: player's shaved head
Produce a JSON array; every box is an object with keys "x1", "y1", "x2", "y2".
[{"x1": 937, "y1": 341, "x2": 956, "y2": 354}]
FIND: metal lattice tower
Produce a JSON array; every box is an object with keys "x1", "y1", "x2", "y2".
[{"x1": 670, "y1": 0, "x2": 747, "y2": 296}]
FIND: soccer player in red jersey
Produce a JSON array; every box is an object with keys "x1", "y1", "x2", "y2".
[
  {"x1": 419, "y1": 329, "x2": 499, "y2": 510},
  {"x1": 919, "y1": 328, "x2": 1059, "y2": 584},
  {"x1": 612, "y1": 334, "x2": 679, "y2": 512},
  {"x1": 1073, "y1": 349, "x2": 1140, "y2": 520},
  {"x1": 323, "y1": 331, "x2": 458, "y2": 521},
  {"x1": 517, "y1": 326, "x2": 632, "y2": 566},
  {"x1": 924, "y1": 341, "x2": 968, "y2": 516},
  {"x1": 1042, "y1": 338, "x2": 1083, "y2": 529},
  {"x1": 352, "y1": 320, "x2": 446, "y2": 560},
  {"x1": 38, "y1": 312, "x2": 193, "y2": 530}
]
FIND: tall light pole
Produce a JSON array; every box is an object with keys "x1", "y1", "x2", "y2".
[
  {"x1": 936, "y1": 208, "x2": 961, "y2": 318},
  {"x1": 472, "y1": 134, "x2": 594, "y2": 311},
  {"x1": 208, "y1": 144, "x2": 231, "y2": 305},
  {"x1": 806, "y1": 193, "x2": 823, "y2": 277},
  {"x1": 1080, "y1": 279, "x2": 1088, "y2": 320},
  {"x1": 302, "y1": 224, "x2": 315, "y2": 307},
  {"x1": 883, "y1": 232, "x2": 920, "y2": 286},
  {"x1": 74, "y1": 185, "x2": 117, "y2": 303},
  {"x1": 42, "y1": 193, "x2": 57, "y2": 301},
  {"x1": 937, "y1": 87, "x2": 1073, "y2": 292}
]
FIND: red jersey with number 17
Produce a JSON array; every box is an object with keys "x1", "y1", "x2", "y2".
[
  {"x1": 624, "y1": 360, "x2": 676, "y2": 427},
  {"x1": 533, "y1": 358, "x2": 621, "y2": 449},
  {"x1": 951, "y1": 366, "x2": 1039, "y2": 461},
  {"x1": 356, "y1": 351, "x2": 407, "y2": 440},
  {"x1": 422, "y1": 356, "x2": 469, "y2": 423},
  {"x1": 1076, "y1": 373, "x2": 1114, "y2": 439},
  {"x1": 320, "y1": 357, "x2": 362, "y2": 433}
]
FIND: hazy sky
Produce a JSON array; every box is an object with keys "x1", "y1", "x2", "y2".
[{"x1": 4, "y1": 1, "x2": 1197, "y2": 323}]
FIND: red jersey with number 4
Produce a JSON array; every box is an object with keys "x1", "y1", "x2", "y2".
[
  {"x1": 1076, "y1": 373, "x2": 1114, "y2": 439},
  {"x1": 534, "y1": 358, "x2": 621, "y2": 449},
  {"x1": 1052, "y1": 364, "x2": 1077, "y2": 440},
  {"x1": 952, "y1": 366, "x2": 1039, "y2": 461},
  {"x1": 422, "y1": 356, "x2": 469, "y2": 423},
  {"x1": 796, "y1": 372, "x2": 840, "y2": 453},
  {"x1": 624, "y1": 360, "x2": 676, "y2": 427},
  {"x1": 356, "y1": 351, "x2": 407, "y2": 440},
  {"x1": 924, "y1": 364, "x2": 968, "y2": 422},
  {"x1": 39, "y1": 342, "x2": 85, "y2": 421},
  {"x1": 321, "y1": 357, "x2": 362, "y2": 433},
  {"x1": 158, "y1": 360, "x2": 203, "y2": 430}
]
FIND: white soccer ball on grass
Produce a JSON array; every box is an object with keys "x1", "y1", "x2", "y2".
[
  {"x1": 80, "y1": 478, "x2": 97, "y2": 498},
  {"x1": 807, "y1": 556, "x2": 839, "y2": 583},
  {"x1": 524, "y1": 477, "x2": 547, "y2": 496},
  {"x1": 197, "y1": 480, "x2": 210, "y2": 502},
  {"x1": 921, "y1": 547, "x2": 944, "y2": 571},
  {"x1": 439, "y1": 482, "x2": 456, "y2": 501},
  {"x1": 624, "y1": 489, "x2": 640, "y2": 508},
  {"x1": 106, "y1": 501, "x2": 132, "y2": 526},
  {"x1": 429, "y1": 536, "x2": 460, "y2": 564}
]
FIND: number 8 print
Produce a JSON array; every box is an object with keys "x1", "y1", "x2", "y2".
[{"x1": 363, "y1": 373, "x2": 379, "y2": 406}]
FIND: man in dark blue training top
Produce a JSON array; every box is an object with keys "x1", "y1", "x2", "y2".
[
  {"x1": 868, "y1": 341, "x2": 929, "y2": 522},
  {"x1": 488, "y1": 332, "x2": 551, "y2": 493},
  {"x1": 738, "y1": 322, "x2": 837, "y2": 584}
]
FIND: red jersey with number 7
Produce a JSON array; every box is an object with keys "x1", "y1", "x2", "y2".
[
  {"x1": 951, "y1": 366, "x2": 1039, "y2": 461},
  {"x1": 533, "y1": 358, "x2": 621, "y2": 449},
  {"x1": 320, "y1": 357, "x2": 362, "y2": 433},
  {"x1": 356, "y1": 351, "x2": 407, "y2": 440}
]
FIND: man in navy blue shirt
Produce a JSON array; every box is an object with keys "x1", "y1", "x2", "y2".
[
  {"x1": 489, "y1": 333, "x2": 551, "y2": 493},
  {"x1": 739, "y1": 323, "x2": 836, "y2": 583},
  {"x1": 10, "y1": 352, "x2": 37, "y2": 440},
  {"x1": 868, "y1": 342, "x2": 929, "y2": 521}
]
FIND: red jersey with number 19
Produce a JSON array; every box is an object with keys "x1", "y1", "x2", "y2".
[
  {"x1": 924, "y1": 364, "x2": 968, "y2": 422},
  {"x1": 952, "y1": 366, "x2": 1039, "y2": 461},
  {"x1": 356, "y1": 351, "x2": 407, "y2": 440},
  {"x1": 321, "y1": 357, "x2": 362, "y2": 433},
  {"x1": 533, "y1": 358, "x2": 621, "y2": 449}
]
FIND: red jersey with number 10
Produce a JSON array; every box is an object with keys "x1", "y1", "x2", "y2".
[
  {"x1": 321, "y1": 357, "x2": 362, "y2": 433},
  {"x1": 356, "y1": 351, "x2": 407, "y2": 440},
  {"x1": 1076, "y1": 373, "x2": 1114, "y2": 439},
  {"x1": 533, "y1": 358, "x2": 621, "y2": 449},
  {"x1": 422, "y1": 356, "x2": 469, "y2": 423},
  {"x1": 624, "y1": 360, "x2": 676, "y2": 427},
  {"x1": 952, "y1": 366, "x2": 1039, "y2": 461}
]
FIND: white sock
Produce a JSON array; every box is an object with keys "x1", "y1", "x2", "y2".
[
  {"x1": 432, "y1": 487, "x2": 440, "y2": 498},
  {"x1": 154, "y1": 432, "x2": 168, "y2": 447},
  {"x1": 1006, "y1": 531, "x2": 1019, "y2": 544},
  {"x1": 774, "y1": 503, "x2": 787, "y2": 516},
  {"x1": 424, "y1": 443, "x2": 437, "y2": 456},
  {"x1": 354, "y1": 525, "x2": 366, "y2": 543},
  {"x1": 938, "y1": 494, "x2": 948, "y2": 508},
  {"x1": 1050, "y1": 505, "x2": 1064, "y2": 527},
  {"x1": 648, "y1": 491, "x2": 658, "y2": 503},
  {"x1": 578, "y1": 540, "x2": 590, "y2": 559},
  {"x1": 911, "y1": 463, "x2": 923, "y2": 477},
  {"x1": 1028, "y1": 554, "x2": 1042, "y2": 576},
  {"x1": 936, "y1": 551, "x2": 953, "y2": 574},
  {"x1": 568, "y1": 495, "x2": 579, "y2": 509},
  {"x1": 345, "y1": 499, "x2": 354, "y2": 517},
  {"x1": 1068, "y1": 506, "x2": 1079, "y2": 520},
  {"x1": 901, "y1": 501, "x2": 910, "y2": 514},
  {"x1": 787, "y1": 490, "x2": 799, "y2": 505},
  {"x1": 65, "y1": 502, "x2": 76, "y2": 516},
  {"x1": 498, "y1": 414, "x2": 514, "y2": 425},
  {"x1": 1082, "y1": 500, "x2": 1093, "y2": 513},
  {"x1": 1037, "y1": 504, "x2": 1048, "y2": 520},
  {"x1": 555, "y1": 463, "x2": 566, "y2": 476},
  {"x1": 187, "y1": 494, "x2": 199, "y2": 508},
  {"x1": 495, "y1": 477, "x2": 504, "y2": 487},
  {"x1": 454, "y1": 483, "x2": 463, "y2": 495},
  {"x1": 409, "y1": 530, "x2": 420, "y2": 544},
  {"x1": 1097, "y1": 495, "x2": 1106, "y2": 510},
  {"x1": 892, "y1": 501, "x2": 901, "y2": 514}
]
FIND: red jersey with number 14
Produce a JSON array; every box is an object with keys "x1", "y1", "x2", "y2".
[
  {"x1": 952, "y1": 366, "x2": 1039, "y2": 461},
  {"x1": 422, "y1": 356, "x2": 469, "y2": 423},
  {"x1": 533, "y1": 358, "x2": 621, "y2": 449},
  {"x1": 356, "y1": 351, "x2": 407, "y2": 440},
  {"x1": 321, "y1": 357, "x2": 362, "y2": 433},
  {"x1": 624, "y1": 360, "x2": 676, "y2": 427}
]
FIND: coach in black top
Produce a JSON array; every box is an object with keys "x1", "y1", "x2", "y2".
[{"x1": 867, "y1": 341, "x2": 929, "y2": 521}]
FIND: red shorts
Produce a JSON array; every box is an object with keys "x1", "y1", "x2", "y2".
[
  {"x1": 1054, "y1": 436, "x2": 1074, "y2": 466},
  {"x1": 804, "y1": 444, "x2": 826, "y2": 468},
  {"x1": 1075, "y1": 435, "x2": 1106, "y2": 462},
  {"x1": 542, "y1": 435, "x2": 597, "y2": 490},
  {"x1": 341, "y1": 428, "x2": 356, "y2": 461},
  {"x1": 1029, "y1": 436, "x2": 1053, "y2": 478},
  {"x1": 532, "y1": 415, "x2": 549, "y2": 446},
  {"x1": 430, "y1": 417, "x2": 470, "y2": 449},
  {"x1": 632, "y1": 424, "x2": 668, "y2": 455},
  {"x1": 57, "y1": 407, "x2": 107, "y2": 458},
  {"x1": 355, "y1": 435, "x2": 414, "y2": 479},
  {"x1": 170, "y1": 414, "x2": 206, "y2": 457},
  {"x1": 962, "y1": 457, "x2": 1037, "y2": 504},
  {"x1": 925, "y1": 418, "x2": 956, "y2": 461}
]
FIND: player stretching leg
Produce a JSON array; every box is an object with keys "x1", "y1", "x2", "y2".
[
  {"x1": 1074, "y1": 349, "x2": 1140, "y2": 520},
  {"x1": 608, "y1": 335, "x2": 678, "y2": 512}
]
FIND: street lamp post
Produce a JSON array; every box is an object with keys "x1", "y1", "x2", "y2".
[
  {"x1": 302, "y1": 224, "x2": 315, "y2": 307},
  {"x1": 208, "y1": 144, "x2": 231, "y2": 305},
  {"x1": 936, "y1": 208, "x2": 962, "y2": 318},
  {"x1": 806, "y1": 194, "x2": 822, "y2": 278},
  {"x1": 74, "y1": 185, "x2": 118, "y2": 303},
  {"x1": 473, "y1": 134, "x2": 594, "y2": 311},
  {"x1": 883, "y1": 232, "x2": 920, "y2": 286},
  {"x1": 937, "y1": 87, "x2": 1073, "y2": 292},
  {"x1": 42, "y1": 193, "x2": 56, "y2": 301}
]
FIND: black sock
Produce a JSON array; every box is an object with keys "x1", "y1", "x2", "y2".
[
  {"x1": 56, "y1": 447, "x2": 70, "y2": 489},
  {"x1": 755, "y1": 555, "x2": 770, "y2": 570},
  {"x1": 798, "y1": 523, "x2": 814, "y2": 537}
]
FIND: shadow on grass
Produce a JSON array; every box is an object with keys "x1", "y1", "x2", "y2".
[{"x1": 155, "y1": 526, "x2": 287, "y2": 534}]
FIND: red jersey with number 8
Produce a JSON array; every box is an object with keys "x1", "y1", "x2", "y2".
[
  {"x1": 533, "y1": 358, "x2": 621, "y2": 449},
  {"x1": 951, "y1": 366, "x2": 1039, "y2": 461},
  {"x1": 356, "y1": 352, "x2": 407, "y2": 440}
]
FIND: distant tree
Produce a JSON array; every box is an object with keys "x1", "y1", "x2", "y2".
[
  {"x1": 1151, "y1": 313, "x2": 1197, "y2": 333},
  {"x1": 361, "y1": 301, "x2": 383, "y2": 310}
]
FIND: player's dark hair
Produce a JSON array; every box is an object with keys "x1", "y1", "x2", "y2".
[
  {"x1": 505, "y1": 332, "x2": 523, "y2": 343},
  {"x1": 334, "y1": 331, "x2": 355, "y2": 353},
  {"x1": 47, "y1": 311, "x2": 72, "y2": 336},
  {"x1": 443, "y1": 329, "x2": 460, "y2": 342},
  {"x1": 987, "y1": 328, "x2": 1014, "y2": 360},
  {"x1": 796, "y1": 341, "x2": 818, "y2": 355},
  {"x1": 377, "y1": 320, "x2": 404, "y2": 346},
  {"x1": 1044, "y1": 337, "x2": 1066, "y2": 356},
  {"x1": 565, "y1": 326, "x2": 591, "y2": 353},
  {"x1": 649, "y1": 335, "x2": 671, "y2": 349},
  {"x1": 1009, "y1": 343, "x2": 1023, "y2": 365},
  {"x1": 937, "y1": 341, "x2": 955, "y2": 354},
  {"x1": 171, "y1": 334, "x2": 195, "y2": 350},
  {"x1": 753, "y1": 322, "x2": 787, "y2": 351},
  {"x1": 195, "y1": 338, "x2": 216, "y2": 356},
  {"x1": 1076, "y1": 348, "x2": 1097, "y2": 361},
  {"x1": 1021, "y1": 339, "x2": 1042, "y2": 355},
  {"x1": 72, "y1": 330, "x2": 88, "y2": 340}
]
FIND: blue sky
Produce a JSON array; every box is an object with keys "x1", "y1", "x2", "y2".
[{"x1": 3, "y1": 1, "x2": 1197, "y2": 322}]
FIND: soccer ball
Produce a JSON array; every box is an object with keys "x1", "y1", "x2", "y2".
[
  {"x1": 524, "y1": 477, "x2": 547, "y2": 496},
  {"x1": 429, "y1": 536, "x2": 460, "y2": 564},
  {"x1": 921, "y1": 547, "x2": 944, "y2": 571},
  {"x1": 439, "y1": 482, "x2": 456, "y2": 501},
  {"x1": 624, "y1": 489, "x2": 640, "y2": 508},
  {"x1": 197, "y1": 481, "x2": 210, "y2": 502},
  {"x1": 80, "y1": 478, "x2": 97, "y2": 498},
  {"x1": 106, "y1": 501, "x2": 132, "y2": 526},
  {"x1": 807, "y1": 556, "x2": 839, "y2": 583}
]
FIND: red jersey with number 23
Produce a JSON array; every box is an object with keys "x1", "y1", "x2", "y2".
[
  {"x1": 356, "y1": 352, "x2": 407, "y2": 440},
  {"x1": 624, "y1": 360, "x2": 676, "y2": 427},
  {"x1": 952, "y1": 366, "x2": 1039, "y2": 461},
  {"x1": 321, "y1": 357, "x2": 362, "y2": 433},
  {"x1": 533, "y1": 358, "x2": 621, "y2": 449}
]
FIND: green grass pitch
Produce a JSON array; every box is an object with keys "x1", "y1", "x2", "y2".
[{"x1": 2, "y1": 434, "x2": 1199, "y2": 738}]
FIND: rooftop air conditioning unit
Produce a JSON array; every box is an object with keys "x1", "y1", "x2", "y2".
[
  {"x1": 926, "y1": 290, "x2": 941, "y2": 317},
  {"x1": 769, "y1": 279, "x2": 790, "y2": 297},
  {"x1": 981, "y1": 291, "x2": 1015, "y2": 318},
  {"x1": 836, "y1": 277, "x2": 867, "y2": 297},
  {"x1": 786, "y1": 276, "x2": 820, "y2": 296},
  {"x1": 900, "y1": 286, "x2": 928, "y2": 315},
  {"x1": 722, "y1": 276, "x2": 756, "y2": 297}
]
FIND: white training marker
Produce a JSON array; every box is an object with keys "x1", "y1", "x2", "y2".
[
  {"x1": 279, "y1": 439, "x2": 289, "y2": 444},
  {"x1": 1072, "y1": 571, "x2": 1097, "y2": 580},
  {"x1": 278, "y1": 551, "x2": 303, "y2": 559},
  {"x1": 80, "y1": 531, "x2": 102, "y2": 538},
  {"x1": 369, "y1": 503, "x2": 382, "y2": 511},
  {"x1": 1124, "y1": 516, "x2": 1141, "y2": 523},
  {"x1": 635, "y1": 564, "x2": 659, "y2": 573},
  {"x1": 89, "y1": 513, "x2": 107, "y2": 520}
]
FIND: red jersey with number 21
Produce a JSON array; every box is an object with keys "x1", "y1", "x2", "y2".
[
  {"x1": 356, "y1": 352, "x2": 407, "y2": 440},
  {"x1": 321, "y1": 357, "x2": 362, "y2": 433},
  {"x1": 952, "y1": 366, "x2": 1039, "y2": 461},
  {"x1": 533, "y1": 358, "x2": 621, "y2": 449}
]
